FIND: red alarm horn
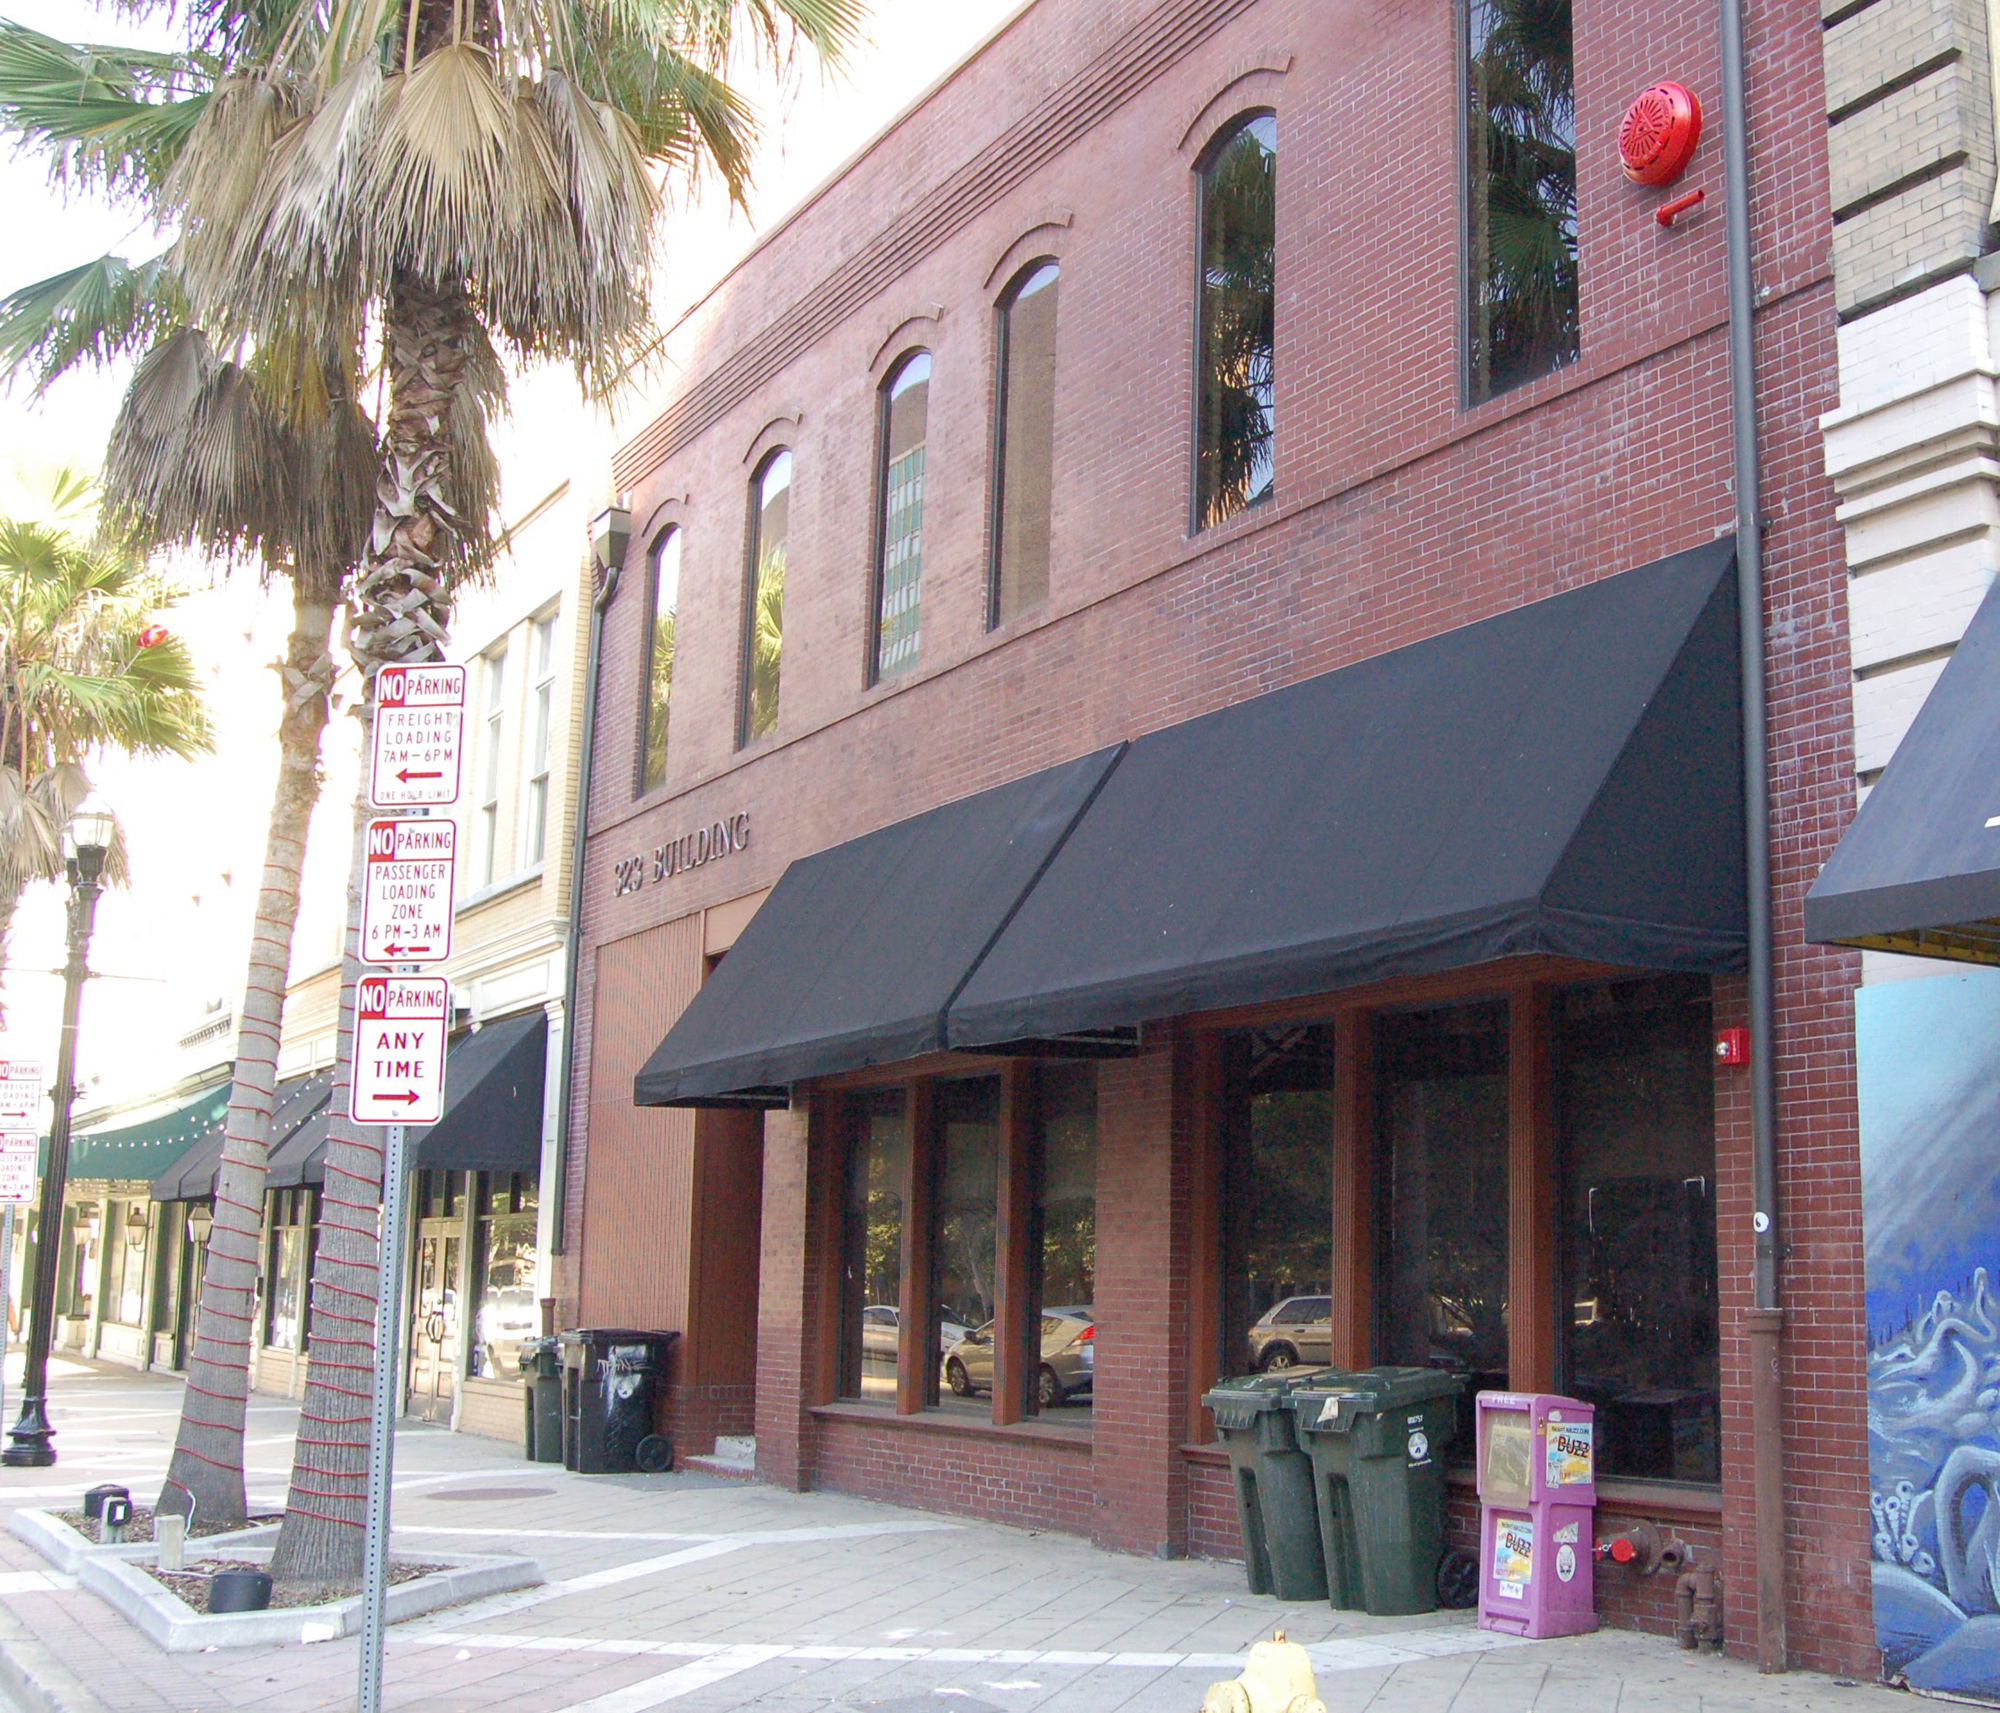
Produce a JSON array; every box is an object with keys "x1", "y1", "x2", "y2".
[
  {"x1": 1619, "y1": 81, "x2": 1703, "y2": 186},
  {"x1": 137, "y1": 624, "x2": 170, "y2": 647}
]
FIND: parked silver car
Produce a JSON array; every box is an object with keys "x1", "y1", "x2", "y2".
[
  {"x1": 1246, "y1": 1294, "x2": 1333, "y2": 1371},
  {"x1": 943, "y1": 1306, "x2": 1094, "y2": 1408},
  {"x1": 862, "y1": 1304, "x2": 971, "y2": 1363}
]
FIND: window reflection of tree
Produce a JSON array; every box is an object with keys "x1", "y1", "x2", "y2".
[
  {"x1": 1196, "y1": 112, "x2": 1276, "y2": 530},
  {"x1": 1223, "y1": 1025, "x2": 1335, "y2": 1373},
  {"x1": 841, "y1": 1092, "x2": 907, "y2": 1403},
  {"x1": 1465, "y1": 0, "x2": 1577, "y2": 402},
  {"x1": 936, "y1": 1079, "x2": 999, "y2": 1339}
]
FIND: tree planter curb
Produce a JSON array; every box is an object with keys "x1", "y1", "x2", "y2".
[
  {"x1": 8, "y1": 1508, "x2": 280, "y2": 1576},
  {"x1": 75, "y1": 1545, "x2": 541, "y2": 1652}
]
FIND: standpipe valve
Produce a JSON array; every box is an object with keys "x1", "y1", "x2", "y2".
[{"x1": 1200, "y1": 1630, "x2": 1329, "y2": 1713}]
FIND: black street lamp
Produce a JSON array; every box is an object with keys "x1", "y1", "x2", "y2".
[{"x1": 3, "y1": 793, "x2": 115, "y2": 1468}]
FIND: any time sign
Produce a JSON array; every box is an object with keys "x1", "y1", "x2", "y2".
[
  {"x1": 370, "y1": 665, "x2": 466, "y2": 809},
  {"x1": 350, "y1": 977, "x2": 449, "y2": 1125},
  {"x1": 361, "y1": 819, "x2": 456, "y2": 965}
]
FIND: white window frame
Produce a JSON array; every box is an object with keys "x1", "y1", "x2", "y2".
[
  {"x1": 520, "y1": 610, "x2": 558, "y2": 869},
  {"x1": 478, "y1": 643, "x2": 509, "y2": 888}
]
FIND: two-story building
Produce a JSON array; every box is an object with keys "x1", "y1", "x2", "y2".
[{"x1": 562, "y1": 0, "x2": 1871, "y2": 1677}]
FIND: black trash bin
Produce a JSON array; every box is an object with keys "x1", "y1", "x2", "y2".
[
  {"x1": 520, "y1": 1336, "x2": 563, "y2": 1464},
  {"x1": 1201, "y1": 1368, "x2": 1343, "y2": 1601},
  {"x1": 559, "y1": 1328, "x2": 679, "y2": 1474}
]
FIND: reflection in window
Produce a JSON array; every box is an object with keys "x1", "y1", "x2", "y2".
[
  {"x1": 991, "y1": 263, "x2": 1059, "y2": 627},
  {"x1": 840, "y1": 1090, "x2": 907, "y2": 1403},
  {"x1": 741, "y1": 451, "x2": 789, "y2": 745},
  {"x1": 1377, "y1": 1000, "x2": 1509, "y2": 1433},
  {"x1": 874, "y1": 354, "x2": 930, "y2": 681},
  {"x1": 1558, "y1": 976, "x2": 1718, "y2": 1482},
  {"x1": 105, "y1": 1200, "x2": 145, "y2": 1326},
  {"x1": 1030, "y1": 1064, "x2": 1096, "y2": 1422},
  {"x1": 934, "y1": 1078, "x2": 1000, "y2": 1417},
  {"x1": 471, "y1": 1172, "x2": 540, "y2": 1382},
  {"x1": 1195, "y1": 112, "x2": 1276, "y2": 531},
  {"x1": 1465, "y1": 0, "x2": 1577, "y2": 402},
  {"x1": 1223, "y1": 1024, "x2": 1335, "y2": 1376},
  {"x1": 264, "y1": 1190, "x2": 310, "y2": 1352},
  {"x1": 641, "y1": 530, "x2": 680, "y2": 792}
]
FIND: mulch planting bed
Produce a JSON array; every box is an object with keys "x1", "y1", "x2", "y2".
[
  {"x1": 144, "y1": 1559, "x2": 446, "y2": 1612},
  {"x1": 54, "y1": 1507, "x2": 284, "y2": 1545}
]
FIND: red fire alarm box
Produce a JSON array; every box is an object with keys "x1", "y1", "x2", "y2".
[{"x1": 1714, "y1": 1027, "x2": 1749, "y2": 1066}]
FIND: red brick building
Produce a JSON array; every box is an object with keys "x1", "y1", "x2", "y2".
[{"x1": 559, "y1": 0, "x2": 1872, "y2": 1676}]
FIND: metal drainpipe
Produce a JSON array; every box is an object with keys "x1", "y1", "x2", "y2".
[
  {"x1": 549, "y1": 556, "x2": 622, "y2": 1257},
  {"x1": 1720, "y1": 0, "x2": 1787, "y2": 1672}
]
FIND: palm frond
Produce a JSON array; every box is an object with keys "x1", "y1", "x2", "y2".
[
  {"x1": 0, "y1": 251, "x2": 183, "y2": 394},
  {"x1": 0, "y1": 21, "x2": 213, "y2": 194}
]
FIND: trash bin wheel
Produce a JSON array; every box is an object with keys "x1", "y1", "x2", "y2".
[
  {"x1": 635, "y1": 1433, "x2": 674, "y2": 1474},
  {"x1": 1436, "y1": 1547, "x2": 1478, "y2": 1610}
]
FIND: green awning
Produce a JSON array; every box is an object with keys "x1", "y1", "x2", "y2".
[{"x1": 46, "y1": 1083, "x2": 234, "y2": 1183}]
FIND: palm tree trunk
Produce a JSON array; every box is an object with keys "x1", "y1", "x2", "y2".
[
  {"x1": 156, "y1": 571, "x2": 337, "y2": 1529},
  {"x1": 270, "y1": 271, "x2": 472, "y2": 1588}
]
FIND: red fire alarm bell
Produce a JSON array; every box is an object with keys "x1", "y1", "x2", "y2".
[
  {"x1": 1619, "y1": 81, "x2": 1703, "y2": 186},
  {"x1": 1714, "y1": 1027, "x2": 1749, "y2": 1067}
]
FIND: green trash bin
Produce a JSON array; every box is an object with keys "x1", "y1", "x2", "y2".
[
  {"x1": 1291, "y1": 1366, "x2": 1463, "y2": 1615},
  {"x1": 1202, "y1": 1369, "x2": 1344, "y2": 1601}
]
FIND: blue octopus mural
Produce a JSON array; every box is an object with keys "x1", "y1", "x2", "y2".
[{"x1": 1863, "y1": 969, "x2": 2000, "y2": 1699}]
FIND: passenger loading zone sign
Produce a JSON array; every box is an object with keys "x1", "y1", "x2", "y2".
[
  {"x1": 350, "y1": 977, "x2": 449, "y2": 1125},
  {"x1": 0, "y1": 1132, "x2": 34, "y2": 1204},
  {"x1": 361, "y1": 819, "x2": 456, "y2": 965},
  {"x1": 370, "y1": 664, "x2": 465, "y2": 809}
]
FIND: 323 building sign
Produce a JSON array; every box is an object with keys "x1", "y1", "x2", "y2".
[{"x1": 613, "y1": 811, "x2": 752, "y2": 897}]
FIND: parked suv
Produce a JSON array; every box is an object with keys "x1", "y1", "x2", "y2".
[{"x1": 1246, "y1": 1295, "x2": 1333, "y2": 1371}]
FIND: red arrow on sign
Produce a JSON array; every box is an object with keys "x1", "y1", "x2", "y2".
[
  {"x1": 380, "y1": 942, "x2": 434, "y2": 957},
  {"x1": 380, "y1": 1091, "x2": 423, "y2": 1106},
  {"x1": 397, "y1": 768, "x2": 444, "y2": 783}
]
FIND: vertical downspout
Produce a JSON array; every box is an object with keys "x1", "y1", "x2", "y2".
[
  {"x1": 549, "y1": 557, "x2": 621, "y2": 1258},
  {"x1": 1720, "y1": 0, "x2": 1787, "y2": 1672}
]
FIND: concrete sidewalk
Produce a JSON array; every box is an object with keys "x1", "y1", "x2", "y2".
[{"x1": 0, "y1": 1361, "x2": 1903, "y2": 1712}]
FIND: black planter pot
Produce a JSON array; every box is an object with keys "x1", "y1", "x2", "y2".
[{"x1": 208, "y1": 1570, "x2": 273, "y2": 1614}]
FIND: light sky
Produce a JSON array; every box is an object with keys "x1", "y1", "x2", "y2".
[{"x1": 0, "y1": 0, "x2": 1025, "y2": 1116}]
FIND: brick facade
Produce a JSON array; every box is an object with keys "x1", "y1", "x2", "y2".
[{"x1": 567, "y1": 0, "x2": 1874, "y2": 1676}]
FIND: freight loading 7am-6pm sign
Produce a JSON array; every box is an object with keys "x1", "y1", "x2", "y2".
[{"x1": 369, "y1": 665, "x2": 465, "y2": 810}]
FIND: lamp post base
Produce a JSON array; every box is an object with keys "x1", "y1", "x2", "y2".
[{"x1": 2, "y1": 1397, "x2": 56, "y2": 1467}]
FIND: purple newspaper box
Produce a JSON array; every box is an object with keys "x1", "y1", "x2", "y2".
[{"x1": 1475, "y1": 1391, "x2": 1598, "y2": 1639}]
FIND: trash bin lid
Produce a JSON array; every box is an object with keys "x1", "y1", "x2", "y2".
[
  {"x1": 1291, "y1": 1365, "x2": 1464, "y2": 1429},
  {"x1": 1201, "y1": 1368, "x2": 1347, "y2": 1413}
]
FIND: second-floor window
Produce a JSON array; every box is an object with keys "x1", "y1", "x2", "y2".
[
  {"x1": 521, "y1": 610, "x2": 556, "y2": 866},
  {"x1": 990, "y1": 262, "x2": 1059, "y2": 629},
  {"x1": 640, "y1": 528, "x2": 680, "y2": 793},
  {"x1": 872, "y1": 352, "x2": 930, "y2": 682},
  {"x1": 478, "y1": 643, "x2": 507, "y2": 887},
  {"x1": 741, "y1": 451, "x2": 789, "y2": 746},
  {"x1": 1464, "y1": 0, "x2": 1577, "y2": 402},
  {"x1": 1194, "y1": 112, "x2": 1276, "y2": 531}
]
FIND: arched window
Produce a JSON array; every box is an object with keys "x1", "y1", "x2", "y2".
[
  {"x1": 740, "y1": 451, "x2": 789, "y2": 746},
  {"x1": 872, "y1": 352, "x2": 930, "y2": 682},
  {"x1": 990, "y1": 261, "x2": 1059, "y2": 629},
  {"x1": 1194, "y1": 112, "x2": 1276, "y2": 531},
  {"x1": 638, "y1": 528, "x2": 681, "y2": 793}
]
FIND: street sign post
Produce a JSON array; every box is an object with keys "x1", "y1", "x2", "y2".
[
  {"x1": 361, "y1": 819, "x2": 457, "y2": 966},
  {"x1": 368, "y1": 665, "x2": 466, "y2": 809}
]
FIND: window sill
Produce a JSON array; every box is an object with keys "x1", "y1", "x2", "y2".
[{"x1": 811, "y1": 1400, "x2": 1094, "y2": 1451}]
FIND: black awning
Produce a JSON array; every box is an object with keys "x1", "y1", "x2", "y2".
[
  {"x1": 1806, "y1": 578, "x2": 2000, "y2": 963},
  {"x1": 412, "y1": 1010, "x2": 547, "y2": 1173},
  {"x1": 265, "y1": 1098, "x2": 329, "y2": 1190},
  {"x1": 948, "y1": 538, "x2": 1745, "y2": 1044},
  {"x1": 634, "y1": 747, "x2": 1125, "y2": 1107},
  {"x1": 148, "y1": 1071, "x2": 333, "y2": 1202}
]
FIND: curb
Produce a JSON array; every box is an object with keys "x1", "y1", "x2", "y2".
[{"x1": 9, "y1": 1507, "x2": 279, "y2": 1576}]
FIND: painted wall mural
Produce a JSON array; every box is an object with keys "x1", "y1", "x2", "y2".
[{"x1": 1864, "y1": 968, "x2": 2000, "y2": 1699}]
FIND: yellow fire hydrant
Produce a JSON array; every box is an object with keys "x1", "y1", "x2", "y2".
[{"x1": 1200, "y1": 1629, "x2": 1329, "y2": 1713}]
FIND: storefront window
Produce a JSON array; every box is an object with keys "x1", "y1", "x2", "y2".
[
  {"x1": 265, "y1": 1190, "x2": 304, "y2": 1352},
  {"x1": 1557, "y1": 975, "x2": 1718, "y2": 1483},
  {"x1": 105, "y1": 1201, "x2": 146, "y2": 1325},
  {"x1": 471, "y1": 1173, "x2": 540, "y2": 1381},
  {"x1": 840, "y1": 1090, "x2": 908, "y2": 1404},
  {"x1": 1030, "y1": 1064, "x2": 1096, "y2": 1422},
  {"x1": 59, "y1": 1204, "x2": 94, "y2": 1319},
  {"x1": 1376, "y1": 1001, "x2": 1510, "y2": 1417},
  {"x1": 934, "y1": 1078, "x2": 999, "y2": 1418},
  {"x1": 1223, "y1": 1025, "x2": 1337, "y2": 1376}
]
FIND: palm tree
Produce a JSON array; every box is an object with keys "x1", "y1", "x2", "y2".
[
  {"x1": 145, "y1": 0, "x2": 860, "y2": 1586},
  {"x1": 0, "y1": 469, "x2": 210, "y2": 1019}
]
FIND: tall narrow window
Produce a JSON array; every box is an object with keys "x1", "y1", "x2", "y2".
[
  {"x1": 873, "y1": 353, "x2": 930, "y2": 681},
  {"x1": 1028, "y1": 1063, "x2": 1096, "y2": 1423},
  {"x1": 1195, "y1": 112, "x2": 1276, "y2": 531},
  {"x1": 478, "y1": 644, "x2": 508, "y2": 887},
  {"x1": 990, "y1": 263, "x2": 1059, "y2": 627},
  {"x1": 640, "y1": 530, "x2": 681, "y2": 792},
  {"x1": 839, "y1": 1090, "x2": 907, "y2": 1404},
  {"x1": 521, "y1": 611, "x2": 556, "y2": 865},
  {"x1": 741, "y1": 452, "x2": 789, "y2": 746},
  {"x1": 933, "y1": 1077, "x2": 1000, "y2": 1418},
  {"x1": 1464, "y1": 0, "x2": 1577, "y2": 402}
]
